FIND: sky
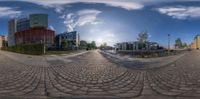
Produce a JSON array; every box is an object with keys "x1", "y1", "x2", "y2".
[{"x1": 0, "y1": 0, "x2": 200, "y2": 47}]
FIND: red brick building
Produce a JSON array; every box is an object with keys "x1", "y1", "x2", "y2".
[{"x1": 15, "y1": 27, "x2": 55, "y2": 46}]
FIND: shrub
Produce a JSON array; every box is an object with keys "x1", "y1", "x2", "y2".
[{"x1": 1, "y1": 43, "x2": 44, "y2": 55}]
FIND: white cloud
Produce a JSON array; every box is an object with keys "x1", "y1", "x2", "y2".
[
  {"x1": 0, "y1": 7, "x2": 21, "y2": 18},
  {"x1": 61, "y1": 9, "x2": 102, "y2": 32},
  {"x1": 17, "y1": 0, "x2": 144, "y2": 11},
  {"x1": 77, "y1": 9, "x2": 101, "y2": 15},
  {"x1": 54, "y1": 6, "x2": 64, "y2": 13},
  {"x1": 76, "y1": 9, "x2": 102, "y2": 26},
  {"x1": 49, "y1": 25, "x2": 55, "y2": 30},
  {"x1": 156, "y1": 6, "x2": 200, "y2": 19}
]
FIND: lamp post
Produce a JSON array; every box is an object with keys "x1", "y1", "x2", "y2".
[
  {"x1": 168, "y1": 34, "x2": 170, "y2": 54},
  {"x1": 43, "y1": 32, "x2": 46, "y2": 54}
]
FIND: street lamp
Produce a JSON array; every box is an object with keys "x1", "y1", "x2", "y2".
[
  {"x1": 42, "y1": 32, "x2": 46, "y2": 54},
  {"x1": 168, "y1": 34, "x2": 170, "y2": 54}
]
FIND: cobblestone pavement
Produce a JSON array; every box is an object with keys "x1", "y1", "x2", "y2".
[{"x1": 0, "y1": 50, "x2": 200, "y2": 99}]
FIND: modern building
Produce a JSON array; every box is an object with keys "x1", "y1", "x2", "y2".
[
  {"x1": 15, "y1": 27, "x2": 55, "y2": 46},
  {"x1": 8, "y1": 19, "x2": 17, "y2": 46},
  {"x1": 115, "y1": 41, "x2": 161, "y2": 51},
  {"x1": 190, "y1": 35, "x2": 200, "y2": 49},
  {"x1": 55, "y1": 31, "x2": 80, "y2": 49},
  {"x1": 8, "y1": 14, "x2": 49, "y2": 46},
  {"x1": 30, "y1": 14, "x2": 48, "y2": 28},
  {"x1": 0, "y1": 35, "x2": 7, "y2": 48},
  {"x1": 16, "y1": 18, "x2": 30, "y2": 32}
]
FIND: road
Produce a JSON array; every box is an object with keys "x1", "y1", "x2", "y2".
[{"x1": 0, "y1": 50, "x2": 200, "y2": 99}]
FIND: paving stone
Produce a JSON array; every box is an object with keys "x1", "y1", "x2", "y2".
[{"x1": 0, "y1": 50, "x2": 199, "y2": 98}]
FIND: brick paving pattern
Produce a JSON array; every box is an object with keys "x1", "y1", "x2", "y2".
[{"x1": 0, "y1": 50, "x2": 199, "y2": 99}]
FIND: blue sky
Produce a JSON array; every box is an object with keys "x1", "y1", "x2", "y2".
[{"x1": 0, "y1": 0, "x2": 200, "y2": 47}]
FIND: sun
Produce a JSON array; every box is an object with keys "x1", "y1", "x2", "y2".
[{"x1": 96, "y1": 38, "x2": 103, "y2": 46}]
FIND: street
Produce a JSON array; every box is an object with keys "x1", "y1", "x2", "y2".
[{"x1": 0, "y1": 50, "x2": 200, "y2": 99}]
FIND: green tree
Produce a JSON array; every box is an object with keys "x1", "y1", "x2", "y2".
[
  {"x1": 91, "y1": 41, "x2": 97, "y2": 49},
  {"x1": 87, "y1": 43, "x2": 92, "y2": 50},
  {"x1": 80, "y1": 40, "x2": 88, "y2": 49},
  {"x1": 137, "y1": 31, "x2": 149, "y2": 43},
  {"x1": 175, "y1": 38, "x2": 182, "y2": 48},
  {"x1": 182, "y1": 42, "x2": 187, "y2": 48},
  {"x1": 61, "y1": 39, "x2": 68, "y2": 49},
  {"x1": 100, "y1": 42, "x2": 107, "y2": 49},
  {"x1": 103, "y1": 42, "x2": 107, "y2": 47}
]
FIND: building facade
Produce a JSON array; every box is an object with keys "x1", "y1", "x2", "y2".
[
  {"x1": 8, "y1": 14, "x2": 49, "y2": 46},
  {"x1": 15, "y1": 27, "x2": 55, "y2": 46},
  {"x1": 8, "y1": 19, "x2": 17, "y2": 46},
  {"x1": 190, "y1": 35, "x2": 200, "y2": 49},
  {"x1": 55, "y1": 31, "x2": 80, "y2": 49},
  {"x1": 30, "y1": 14, "x2": 48, "y2": 28},
  {"x1": 0, "y1": 35, "x2": 6, "y2": 48},
  {"x1": 17, "y1": 18, "x2": 30, "y2": 32},
  {"x1": 115, "y1": 41, "x2": 161, "y2": 51}
]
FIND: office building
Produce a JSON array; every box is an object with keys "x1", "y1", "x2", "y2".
[
  {"x1": 8, "y1": 19, "x2": 17, "y2": 46},
  {"x1": 30, "y1": 14, "x2": 48, "y2": 28},
  {"x1": 8, "y1": 14, "x2": 49, "y2": 46},
  {"x1": 55, "y1": 31, "x2": 80, "y2": 49},
  {"x1": 17, "y1": 18, "x2": 30, "y2": 32},
  {"x1": 15, "y1": 27, "x2": 55, "y2": 46}
]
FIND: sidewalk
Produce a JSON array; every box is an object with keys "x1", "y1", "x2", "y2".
[
  {"x1": 44, "y1": 50, "x2": 89, "y2": 65},
  {"x1": 100, "y1": 50, "x2": 186, "y2": 69},
  {"x1": 0, "y1": 50, "x2": 89, "y2": 67}
]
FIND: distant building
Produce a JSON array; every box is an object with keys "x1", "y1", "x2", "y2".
[
  {"x1": 8, "y1": 14, "x2": 49, "y2": 46},
  {"x1": 80, "y1": 40, "x2": 87, "y2": 49},
  {"x1": 190, "y1": 35, "x2": 200, "y2": 49},
  {"x1": 55, "y1": 31, "x2": 80, "y2": 49},
  {"x1": 0, "y1": 35, "x2": 7, "y2": 48},
  {"x1": 15, "y1": 27, "x2": 54, "y2": 46},
  {"x1": 115, "y1": 41, "x2": 161, "y2": 51}
]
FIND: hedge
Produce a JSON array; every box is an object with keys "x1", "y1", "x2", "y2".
[{"x1": 1, "y1": 44, "x2": 44, "y2": 55}]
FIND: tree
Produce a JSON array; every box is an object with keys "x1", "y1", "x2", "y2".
[
  {"x1": 80, "y1": 40, "x2": 88, "y2": 49},
  {"x1": 91, "y1": 41, "x2": 97, "y2": 49},
  {"x1": 175, "y1": 38, "x2": 182, "y2": 49},
  {"x1": 137, "y1": 31, "x2": 149, "y2": 43},
  {"x1": 100, "y1": 42, "x2": 107, "y2": 49},
  {"x1": 182, "y1": 42, "x2": 188, "y2": 48},
  {"x1": 61, "y1": 39, "x2": 68, "y2": 49},
  {"x1": 87, "y1": 43, "x2": 92, "y2": 50},
  {"x1": 103, "y1": 42, "x2": 107, "y2": 46}
]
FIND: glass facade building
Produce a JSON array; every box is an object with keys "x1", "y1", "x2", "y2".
[
  {"x1": 16, "y1": 18, "x2": 30, "y2": 32},
  {"x1": 8, "y1": 19, "x2": 17, "y2": 46},
  {"x1": 8, "y1": 14, "x2": 49, "y2": 46},
  {"x1": 55, "y1": 31, "x2": 80, "y2": 49},
  {"x1": 30, "y1": 14, "x2": 48, "y2": 28}
]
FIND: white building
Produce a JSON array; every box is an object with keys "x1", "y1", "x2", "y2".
[{"x1": 115, "y1": 41, "x2": 160, "y2": 51}]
